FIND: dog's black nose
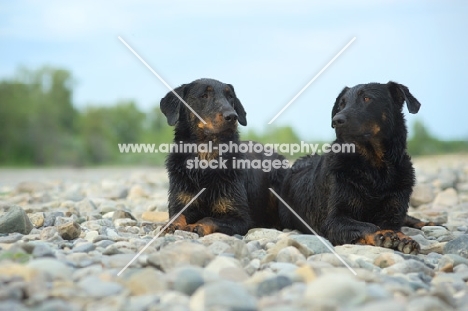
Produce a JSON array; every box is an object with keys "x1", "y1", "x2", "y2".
[
  {"x1": 224, "y1": 112, "x2": 238, "y2": 122},
  {"x1": 332, "y1": 114, "x2": 346, "y2": 128}
]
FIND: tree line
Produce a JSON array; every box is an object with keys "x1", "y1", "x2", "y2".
[{"x1": 0, "y1": 67, "x2": 466, "y2": 167}]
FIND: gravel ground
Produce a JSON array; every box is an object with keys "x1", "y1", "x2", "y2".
[{"x1": 0, "y1": 155, "x2": 468, "y2": 311}]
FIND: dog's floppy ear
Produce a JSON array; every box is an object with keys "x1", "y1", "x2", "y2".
[
  {"x1": 160, "y1": 84, "x2": 187, "y2": 126},
  {"x1": 387, "y1": 82, "x2": 421, "y2": 114},
  {"x1": 227, "y1": 84, "x2": 247, "y2": 126},
  {"x1": 331, "y1": 87, "x2": 349, "y2": 128}
]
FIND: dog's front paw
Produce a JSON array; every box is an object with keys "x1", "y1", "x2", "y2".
[
  {"x1": 356, "y1": 230, "x2": 420, "y2": 254},
  {"x1": 184, "y1": 223, "x2": 216, "y2": 237},
  {"x1": 164, "y1": 215, "x2": 188, "y2": 234},
  {"x1": 373, "y1": 230, "x2": 400, "y2": 249},
  {"x1": 164, "y1": 223, "x2": 179, "y2": 234},
  {"x1": 356, "y1": 229, "x2": 398, "y2": 248},
  {"x1": 396, "y1": 232, "x2": 420, "y2": 255}
]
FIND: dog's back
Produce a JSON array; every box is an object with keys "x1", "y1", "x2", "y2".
[{"x1": 242, "y1": 144, "x2": 288, "y2": 229}]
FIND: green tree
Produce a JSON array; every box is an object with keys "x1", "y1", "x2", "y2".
[
  {"x1": 0, "y1": 67, "x2": 78, "y2": 165},
  {"x1": 408, "y1": 120, "x2": 468, "y2": 156}
]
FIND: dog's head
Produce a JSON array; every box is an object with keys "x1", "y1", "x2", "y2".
[
  {"x1": 160, "y1": 79, "x2": 246, "y2": 136},
  {"x1": 331, "y1": 82, "x2": 421, "y2": 143}
]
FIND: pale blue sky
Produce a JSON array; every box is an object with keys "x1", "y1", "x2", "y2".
[{"x1": 1, "y1": 0, "x2": 467, "y2": 141}]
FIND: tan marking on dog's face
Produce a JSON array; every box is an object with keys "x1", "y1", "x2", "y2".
[
  {"x1": 197, "y1": 120, "x2": 215, "y2": 130},
  {"x1": 212, "y1": 197, "x2": 234, "y2": 214},
  {"x1": 177, "y1": 192, "x2": 196, "y2": 206},
  {"x1": 197, "y1": 113, "x2": 235, "y2": 138},
  {"x1": 382, "y1": 113, "x2": 387, "y2": 121},
  {"x1": 371, "y1": 124, "x2": 381, "y2": 135}
]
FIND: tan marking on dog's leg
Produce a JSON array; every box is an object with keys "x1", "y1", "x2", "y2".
[{"x1": 212, "y1": 197, "x2": 234, "y2": 214}]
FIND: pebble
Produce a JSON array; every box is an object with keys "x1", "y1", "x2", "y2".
[
  {"x1": 40, "y1": 226, "x2": 59, "y2": 240},
  {"x1": 433, "y1": 187, "x2": 459, "y2": 208},
  {"x1": 358, "y1": 300, "x2": 406, "y2": 311},
  {"x1": 101, "y1": 253, "x2": 139, "y2": 269},
  {"x1": 123, "y1": 268, "x2": 167, "y2": 295},
  {"x1": 27, "y1": 258, "x2": 73, "y2": 280},
  {"x1": 141, "y1": 211, "x2": 168, "y2": 223},
  {"x1": 0, "y1": 159, "x2": 465, "y2": 310},
  {"x1": 0, "y1": 204, "x2": 33, "y2": 234},
  {"x1": 43, "y1": 211, "x2": 64, "y2": 227},
  {"x1": 276, "y1": 246, "x2": 306, "y2": 263},
  {"x1": 422, "y1": 225, "x2": 454, "y2": 241},
  {"x1": 411, "y1": 234, "x2": 446, "y2": 254},
  {"x1": 172, "y1": 266, "x2": 205, "y2": 295},
  {"x1": 335, "y1": 244, "x2": 393, "y2": 260},
  {"x1": 407, "y1": 296, "x2": 454, "y2": 311},
  {"x1": 289, "y1": 234, "x2": 333, "y2": 255},
  {"x1": 444, "y1": 234, "x2": 468, "y2": 258},
  {"x1": 410, "y1": 183, "x2": 435, "y2": 207},
  {"x1": 382, "y1": 259, "x2": 435, "y2": 277},
  {"x1": 257, "y1": 275, "x2": 292, "y2": 296},
  {"x1": 304, "y1": 274, "x2": 367, "y2": 307},
  {"x1": 0, "y1": 232, "x2": 23, "y2": 243},
  {"x1": 84, "y1": 230, "x2": 99, "y2": 242},
  {"x1": 190, "y1": 280, "x2": 257, "y2": 311},
  {"x1": 28, "y1": 212, "x2": 45, "y2": 228},
  {"x1": 73, "y1": 242, "x2": 96, "y2": 253},
  {"x1": 147, "y1": 241, "x2": 213, "y2": 271},
  {"x1": 112, "y1": 210, "x2": 136, "y2": 221},
  {"x1": 31, "y1": 242, "x2": 56, "y2": 258},
  {"x1": 244, "y1": 228, "x2": 283, "y2": 241},
  {"x1": 113, "y1": 218, "x2": 137, "y2": 227},
  {"x1": 374, "y1": 253, "x2": 404, "y2": 268},
  {"x1": 57, "y1": 221, "x2": 82, "y2": 240},
  {"x1": 78, "y1": 275, "x2": 124, "y2": 297},
  {"x1": 205, "y1": 256, "x2": 249, "y2": 281}
]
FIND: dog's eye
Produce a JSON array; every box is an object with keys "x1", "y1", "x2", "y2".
[
  {"x1": 363, "y1": 97, "x2": 371, "y2": 103},
  {"x1": 339, "y1": 101, "x2": 346, "y2": 110},
  {"x1": 200, "y1": 93, "x2": 208, "y2": 99}
]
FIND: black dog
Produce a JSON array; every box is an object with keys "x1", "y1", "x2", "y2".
[
  {"x1": 280, "y1": 82, "x2": 437, "y2": 254},
  {"x1": 160, "y1": 78, "x2": 287, "y2": 236}
]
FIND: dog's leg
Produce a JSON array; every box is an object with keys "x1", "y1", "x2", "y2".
[
  {"x1": 404, "y1": 215, "x2": 442, "y2": 229},
  {"x1": 356, "y1": 230, "x2": 420, "y2": 254},
  {"x1": 184, "y1": 217, "x2": 219, "y2": 236},
  {"x1": 185, "y1": 215, "x2": 251, "y2": 237},
  {"x1": 324, "y1": 216, "x2": 380, "y2": 245},
  {"x1": 324, "y1": 215, "x2": 421, "y2": 254},
  {"x1": 164, "y1": 214, "x2": 188, "y2": 234}
]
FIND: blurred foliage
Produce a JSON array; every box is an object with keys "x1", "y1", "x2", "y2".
[
  {"x1": 0, "y1": 251, "x2": 31, "y2": 264},
  {"x1": 407, "y1": 120, "x2": 468, "y2": 156},
  {"x1": 0, "y1": 67, "x2": 466, "y2": 166},
  {"x1": 0, "y1": 67, "x2": 172, "y2": 166}
]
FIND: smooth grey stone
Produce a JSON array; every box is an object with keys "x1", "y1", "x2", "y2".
[
  {"x1": 444, "y1": 234, "x2": 468, "y2": 258},
  {"x1": 257, "y1": 275, "x2": 292, "y2": 297},
  {"x1": 0, "y1": 205, "x2": 33, "y2": 235},
  {"x1": 173, "y1": 267, "x2": 205, "y2": 296}
]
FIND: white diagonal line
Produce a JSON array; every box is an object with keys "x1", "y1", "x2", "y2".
[
  {"x1": 268, "y1": 37, "x2": 356, "y2": 124},
  {"x1": 117, "y1": 188, "x2": 206, "y2": 276},
  {"x1": 269, "y1": 188, "x2": 357, "y2": 275},
  {"x1": 118, "y1": 36, "x2": 206, "y2": 124}
]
